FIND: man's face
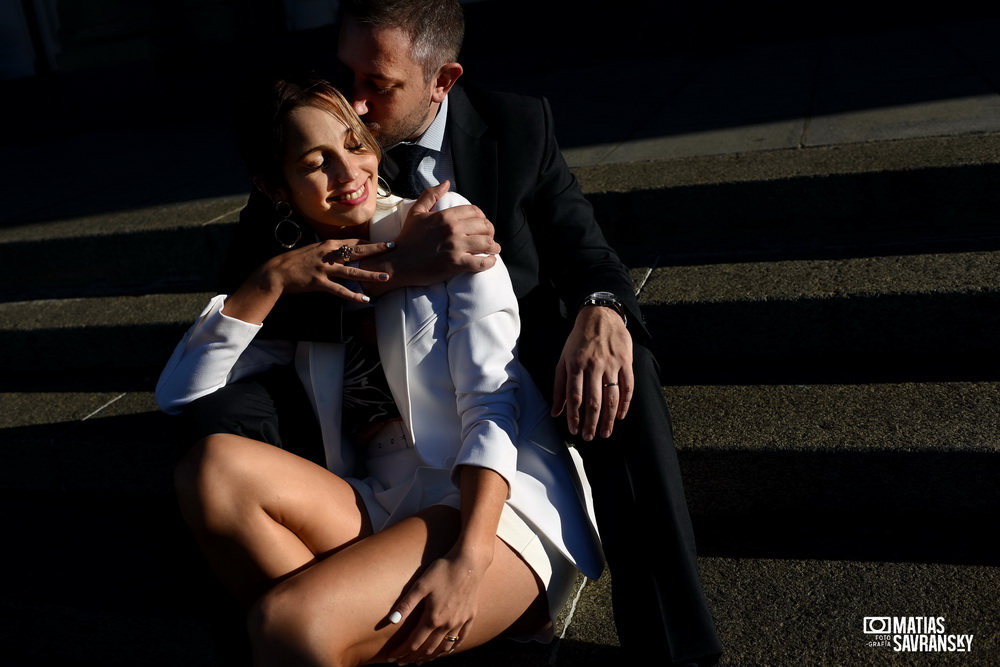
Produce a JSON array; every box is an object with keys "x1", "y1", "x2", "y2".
[{"x1": 337, "y1": 19, "x2": 437, "y2": 147}]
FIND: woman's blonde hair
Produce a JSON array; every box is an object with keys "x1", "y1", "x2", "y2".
[{"x1": 235, "y1": 74, "x2": 382, "y2": 190}]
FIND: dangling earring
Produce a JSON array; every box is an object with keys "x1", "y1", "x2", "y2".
[
  {"x1": 377, "y1": 175, "x2": 392, "y2": 198},
  {"x1": 273, "y1": 200, "x2": 301, "y2": 249}
]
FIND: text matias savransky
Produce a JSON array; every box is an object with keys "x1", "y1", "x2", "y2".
[{"x1": 863, "y1": 616, "x2": 974, "y2": 652}]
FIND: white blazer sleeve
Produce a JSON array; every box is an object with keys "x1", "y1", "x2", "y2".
[
  {"x1": 434, "y1": 193, "x2": 522, "y2": 490},
  {"x1": 155, "y1": 294, "x2": 295, "y2": 414}
]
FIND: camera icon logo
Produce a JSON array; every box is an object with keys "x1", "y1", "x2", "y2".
[{"x1": 864, "y1": 617, "x2": 891, "y2": 634}]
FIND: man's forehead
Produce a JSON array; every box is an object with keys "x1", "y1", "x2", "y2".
[{"x1": 339, "y1": 21, "x2": 415, "y2": 68}]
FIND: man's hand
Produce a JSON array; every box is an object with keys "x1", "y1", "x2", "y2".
[
  {"x1": 552, "y1": 306, "x2": 634, "y2": 441},
  {"x1": 359, "y1": 181, "x2": 500, "y2": 296}
]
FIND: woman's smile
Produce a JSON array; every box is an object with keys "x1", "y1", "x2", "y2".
[{"x1": 328, "y1": 180, "x2": 370, "y2": 206}]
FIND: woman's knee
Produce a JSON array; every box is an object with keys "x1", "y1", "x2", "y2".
[
  {"x1": 174, "y1": 434, "x2": 257, "y2": 528},
  {"x1": 248, "y1": 582, "x2": 354, "y2": 666}
]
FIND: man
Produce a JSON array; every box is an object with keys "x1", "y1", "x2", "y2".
[
  {"x1": 332, "y1": 2, "x2": 723, "y2": 664},
  {"x1": 209, "y1": 1, "x2": 720, "y2": 663}
]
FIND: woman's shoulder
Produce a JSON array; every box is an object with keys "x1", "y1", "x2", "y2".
[
  {"x1": 370, "y1": 189, "x2": 475, "y2": 243},
  {"x1": 433, "y1": 190, "x2": 471, "y2": 211},
  {"x1": 374, "y1": 189, "x2": 470, "y2": 219},
  {"x1": 395, "y1": 189, "x2": 472, "y2": 215}
]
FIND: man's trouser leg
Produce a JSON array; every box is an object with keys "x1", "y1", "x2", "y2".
[{"x1": 576, "y1": 344, "x2": 722, "y2": 665}]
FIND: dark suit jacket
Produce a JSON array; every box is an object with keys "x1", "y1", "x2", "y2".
[
  {"x1": 218, "y1": 83, "x2": 648, "y2": 389},
  {"x1": 443, "y1": 83, "x2": 649, "y2": 391}
]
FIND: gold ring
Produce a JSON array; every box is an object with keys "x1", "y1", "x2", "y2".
[{"x1": 445, "y1": 636, "x2": 460, "y2": 642}]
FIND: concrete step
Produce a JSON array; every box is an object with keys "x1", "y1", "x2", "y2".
[
  {"x1": 700, "y1": 556, "x2": 998, "y2": 665},
  {"x1": 0, "y1": 195, "x2": 243, "y2": 302},
  {"x1": 5, "y1": 247, "x2": 997, "y2": 384},
  {"x1": 669, "y1": 382, "x2": 1000, "y2": 567},
  {"x1": 0, "y1": 292, "x2": 212, "y2": 378},
  {"x1": 634, "y1": 249, "x2": 1000, "y2": 384},
  {"x1": 586, "y1": 133, "x2": 1000, "y2": 266}
]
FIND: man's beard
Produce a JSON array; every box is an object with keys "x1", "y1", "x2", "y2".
[
  {"x1": 362, "y1": 120, "x2": 386, "y2": 145},
  {"x1": 365, "y1": 99, "x2": 434, "y2": 148}
]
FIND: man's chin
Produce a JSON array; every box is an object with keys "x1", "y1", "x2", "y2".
[{"x1": 363, "y1": 121, "x2": 390, "y2": 146}]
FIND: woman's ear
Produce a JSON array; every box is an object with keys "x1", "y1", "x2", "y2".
[{"x1": 253, "y1": 177, "x2": 287, "y2": 204}]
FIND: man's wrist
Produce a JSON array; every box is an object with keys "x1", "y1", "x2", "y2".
[{"x1": 580, "y1": 291, "x2": 627, "y2": 327}]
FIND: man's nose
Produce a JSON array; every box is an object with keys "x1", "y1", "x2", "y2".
[{"x1": 351, "y1": 97, "x2": 368, "y2": 116}]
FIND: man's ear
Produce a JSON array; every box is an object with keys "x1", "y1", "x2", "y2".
[{"x1": 431, "y1": 62, "x2": 463, "y2": 103}]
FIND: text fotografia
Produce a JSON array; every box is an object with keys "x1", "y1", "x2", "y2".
[{"x1": 863, "y1": 617, "x2": 974, "y2": 653}]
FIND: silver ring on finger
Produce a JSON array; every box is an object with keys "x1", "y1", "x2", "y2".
[
  {"x1": 332, "y1": 245, "x2": 354, "y2": 261},
  {"x1": 603, "y1": 382, "x2": 618, "y2": 388}
]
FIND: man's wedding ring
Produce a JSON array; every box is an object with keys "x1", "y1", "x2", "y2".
[
  {"x1": 445, "y1": 636, "x2": 460, "y2": 642},
  {"x1": 603, "y1": 382, "x2": 618, "y2": 387}
]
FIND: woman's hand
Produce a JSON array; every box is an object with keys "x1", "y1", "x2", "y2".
[
  {"x1": 222, "y1": 239, "x2": 394, "y2": 324},
  {"x1": 261, "y1": 238, "x2": 394, "y2": 298},
  {"x1": 385, "y1": 466, "x2": 504, "y2": 664},
  {"x1": 384, "y1": 548, "x2": 491, "y2": 664}
]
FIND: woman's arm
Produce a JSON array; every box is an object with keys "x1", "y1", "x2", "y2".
[
  {"x1": 154, "y1": 294, "x2": 290, "y2": 414},
  {"x1": 384, "y1": 465, "x2": 509, "y2": 663},
  {"x1": 454, "y1": 465, "x2": 508, "y2": 564},
  {"x1": 445, "y1": 254, "x2": 522, "y2": 490},
  {"x1": 156, "y1": 237, "x2": 392, "y2": 413}
]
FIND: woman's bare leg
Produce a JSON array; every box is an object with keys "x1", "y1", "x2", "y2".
[
  {"x1": 249, "y1": 506, "x2": 548, "y2": 667},
  {"x1": 175, "y1": 433, "x2": 371, "y2": 604}
]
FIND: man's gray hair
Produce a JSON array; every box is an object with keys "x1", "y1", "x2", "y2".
[{"x1": 340, "y1": 0, "x2": 465, "y2": 81}]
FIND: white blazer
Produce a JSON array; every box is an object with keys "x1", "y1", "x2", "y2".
[{"x1": 156, "y1": 192, "x2": 604, "y2": 579}]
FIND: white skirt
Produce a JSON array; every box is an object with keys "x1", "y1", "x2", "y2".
[{"x1": 345, "y1": 421, "x2": 577, "y2": 641}]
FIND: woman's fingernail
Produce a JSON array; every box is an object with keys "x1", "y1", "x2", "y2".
[
  {"x1": 389, "y1": 610, "x2": 402, "y2": 624},
  {"x1": 361, "y1": 295, "x2": 371, "y2": 303},
  {"x1": 378, "y1": 273, "x2": 389, "y2": 281},
  {"x1": 386, "y1": 241, "x2": 396, "y2": 249}
]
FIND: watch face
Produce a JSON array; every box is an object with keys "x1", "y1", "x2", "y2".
[{"x1": 592, "y1": 291, "x2": 616, "y2": 300}]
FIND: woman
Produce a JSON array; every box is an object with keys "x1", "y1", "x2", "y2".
[{"x1": 156, "y1": 76, "x2": 603, "y2": 665}]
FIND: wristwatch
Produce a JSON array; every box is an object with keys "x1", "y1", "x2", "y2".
[{"x1": 581, "y1": 291, "x2": 627, "y2": 327}]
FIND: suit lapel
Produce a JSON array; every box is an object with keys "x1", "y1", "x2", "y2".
[
  {"x1": 447, "y1": 86, "x2": 499, "y2": 221},
  {"x1": 369, "y1": 200, "x2": 415, "y2": 442},
  {"x1": 294, "y1": 343, "x2": 350, "y2": 473}
]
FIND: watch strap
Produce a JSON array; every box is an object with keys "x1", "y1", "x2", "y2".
[{"x1": 581, "y1": 292, "x2": 628, "y2": 327}]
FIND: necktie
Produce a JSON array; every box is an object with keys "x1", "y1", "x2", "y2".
[{"x1": 387, "y1": 143, "x2": 432, "y2": 199}]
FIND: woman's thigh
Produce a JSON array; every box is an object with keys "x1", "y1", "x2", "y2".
[
  {"x1": 249, "y1": 505, "x2": 547, "y2": 666},
  {"x1": 176, "y1": 434, "x2": 371, "y2": 599}
]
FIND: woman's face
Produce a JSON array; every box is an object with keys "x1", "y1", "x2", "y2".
[{"x1": 279, "y1": 105, "x2": 379, "y2": 238}]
